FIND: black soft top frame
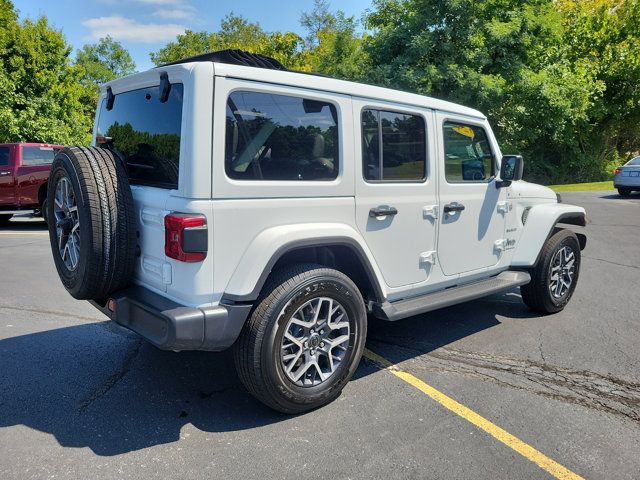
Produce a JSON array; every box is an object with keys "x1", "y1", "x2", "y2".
[{"x1": 159, "y1": 49, "x2": 287, "y2": 71}]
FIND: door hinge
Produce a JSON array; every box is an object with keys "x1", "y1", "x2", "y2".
[
  {"x1": 422, "y1": 205, "x2": 438, "y2": 220},
  {"x1": 497, "y1": 201, "x2": 511, "y2": 214},
  {"x1": 420, "y1": 250, "x2": 437, "y2": 265}
]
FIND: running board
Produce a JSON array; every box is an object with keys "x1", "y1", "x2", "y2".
[{"x1": 373, "y1": 271, "x2": 531, "y2": 321}]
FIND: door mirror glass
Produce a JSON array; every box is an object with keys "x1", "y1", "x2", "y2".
[{"x1": 500, "y1": 155, "x2": 523, "y2": 182}]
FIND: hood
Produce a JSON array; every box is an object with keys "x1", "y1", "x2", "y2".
[{"x1": 509, "y1": 181, "x2": 557, "y2": 201}]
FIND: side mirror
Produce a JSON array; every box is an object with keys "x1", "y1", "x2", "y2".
[{"x1": 497, "y1": 155, "x2": 523, "y2": 187}]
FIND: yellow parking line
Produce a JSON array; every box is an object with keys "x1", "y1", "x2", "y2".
[{"x1": 363, "y1": 348, "x2": 584, "y2": 480}]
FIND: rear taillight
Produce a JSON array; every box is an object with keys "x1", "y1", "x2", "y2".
[
  {"x1": 614, "y1": 167, "x2": 621, "y2": 174},
  {"x1": 164, "y1": 213, "x2": 208, "y2": 262}
]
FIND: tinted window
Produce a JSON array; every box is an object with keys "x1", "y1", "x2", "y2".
[
  {"x1": 96, "y1": 84, "x2": 183, "y2": 189},
  {"x1": 225, "y1": 91, "x2": 339, "y2": 181},
  {"x1": 21, "y1": 146, "x2": 58, "y2": 166},
  {"x1": 362, "y1": 109, "x2": 426, "y2": 181},
  {"x1": 0, "y1": 147, "x2": 9, "y2": 166},
  {"x1": 443, "y1": 122, "x2": 494, "y2": 182}
]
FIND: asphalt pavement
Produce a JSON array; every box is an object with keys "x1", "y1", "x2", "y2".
[{"x1": 0, "y1": 190, "x2": 638, "y2": 480}]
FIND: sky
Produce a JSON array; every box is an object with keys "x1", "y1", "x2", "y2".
[{"x1": 13, "y1": 0, "x2": 373, "y2": 71}]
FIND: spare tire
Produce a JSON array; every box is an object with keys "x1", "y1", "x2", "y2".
[{"x1": 47, "y1": 146, "x2": 137, "y2": 300}]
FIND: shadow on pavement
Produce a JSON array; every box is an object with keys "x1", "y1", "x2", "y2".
[
  {"x1": 0, "y1": 290, "x2": 537, "y2": 456},
  {"x1": 600, "y1": 193, "x2": 640, "y2": 200}
]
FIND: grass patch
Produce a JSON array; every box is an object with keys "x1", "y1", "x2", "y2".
[{"x1": 547, "y1": 180, "x2": 614, "y2": 192}]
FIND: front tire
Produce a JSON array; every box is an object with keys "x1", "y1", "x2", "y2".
[
  {"x1": 618, "y1": 188, "x2": 631, "y2": 197},
  {"x1": 521, "y1": 229, "x2": 581, "y2": 314},
  {"x1": 234, "y1": 264, "x2": 367, "y2": 414}
]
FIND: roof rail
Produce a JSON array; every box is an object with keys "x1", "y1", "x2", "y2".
[{"x1": 159, "y1": 49, "x2": 287, "y2": 71}]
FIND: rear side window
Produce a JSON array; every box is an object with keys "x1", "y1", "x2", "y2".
[
  {"x1": 225, "y1": 91, "x2": 339, "y2": 181},
  {"x1": 443, "y1": 122, "x2": 494, "y2": 183},
  {"x1": 96, "y1": 84, "x2": 183, "y2": 189},
  {"x1": 21, "y1": 146, "x2": 58, "y2": 166},
  {"x1": 362, "y1": 108, "x2": 426, "y2": 182},
  {"x1": 0, "y1": 147, "x2": 9, "y2": 166}
]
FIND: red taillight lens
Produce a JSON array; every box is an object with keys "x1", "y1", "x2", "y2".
[
  {"x1": 614, "y1": 168, "x2": 621, "y2": 174},
  {"x1": 164, "y1": 213, "x2": 207, "y2": 262}
]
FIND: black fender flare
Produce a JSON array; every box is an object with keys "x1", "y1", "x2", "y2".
[{"x1": 221, "y1": 237, "x2": 385, "y2": 304}]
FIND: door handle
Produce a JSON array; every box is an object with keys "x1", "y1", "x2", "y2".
[
  {"x1": 443, "y1": 202, "x2": 465, "y2": 214},
  {"x1": 369, "y1": 206, "x2": 398, "y2": 218}
]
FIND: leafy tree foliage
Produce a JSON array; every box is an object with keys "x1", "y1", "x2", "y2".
[
  {"x1": 362, "y1": 0, "x2": 639, "y2": 182},
  {"x1": 76, "y1": 36, "x2": 136, "y2": 86},
  {"x1": 0, "y1": 3, "x2": 91, "y2": 144},
  {"x1": 75, "y1": 36, "x2": 137, "y2": 127},
  {"x1": 150, "y1": 14, "x2": 307, "y2": 69}
]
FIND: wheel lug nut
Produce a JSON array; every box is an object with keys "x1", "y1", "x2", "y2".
[
  {"x1": 320, "y1": 342, "x2": 325, "y2": 348},
  {"x1": 320, "y1": 329, "x2": 324, "y2": 335},
  {"x1": 310, "y1": 329, "x2": 314, "y2": 334},
  {"x1": 304, "y1": 342, "x2": 308, "y2": 348}
]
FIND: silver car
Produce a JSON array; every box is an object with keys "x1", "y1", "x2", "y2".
[{"x1": 614, "y1": 156, "x2": 640, "y2": 196}]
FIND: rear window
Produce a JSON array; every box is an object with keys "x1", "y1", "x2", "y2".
[
  {"x1": 0, "y1": 147, "x2": 8, "y2": 166},
  {"x1": 627, "y1": 157, "x2": 640, "y2": 166},
  {"x1": 225, "y1": 91, "x2": 339, "y2": 181},
  {"x1": 21, "y1": 146, "x2": 58, "y2": 166},
  {"x1": 96, "y1": 84, "x2": 183, "y2": 189}
]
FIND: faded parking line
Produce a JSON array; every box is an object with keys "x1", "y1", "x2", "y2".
[
  {"x1": 363, "y1": 348, "x2": 584, "y2": 480},
  {"x1": 0, "y1": 231, "x2": 48, "y2": 236}
]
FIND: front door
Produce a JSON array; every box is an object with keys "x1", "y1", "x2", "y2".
[
  {"x1": 354, "y1": 101, "x2": 437, "y2": 288},
  {"x1": 436, "y1": 114, "x2": 506, "y2": 276},
  {"x1": 0, "y1": 146, "x2": 15, "y2": 206}
]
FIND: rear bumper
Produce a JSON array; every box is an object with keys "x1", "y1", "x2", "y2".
[
  {"x1": 90, "y1": 286, "x2": 252, "y2": 351},
  {"x1": 614, "y1": 176, "x2": 640, "y2": 188}
]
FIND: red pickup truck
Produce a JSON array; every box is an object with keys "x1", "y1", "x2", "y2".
[{"x1": 0, "y1": 143, "x2": 63, "y2": 224}]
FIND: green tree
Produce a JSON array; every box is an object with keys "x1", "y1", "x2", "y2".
[
  {"x1": 150, "y1": 14, "x2": 306, "y2": 69},
  {"x1": 559, "y1": 0, "x2": 640, "y2": 168},
  {"x1": 300, "y1": 1, "x2": 368, "y2": 80},
  {"x1": 362, "y1": 0, "x2": 608, "y2": 182},
  {"x1": 76, "y1": 36, "x2": 136, "y2": 86},
  {"x1": 75, "y1": 36, "x2": 136, "y2": 124},
  {"x1": 0, "y1": 3, "x2": 91, "y2": 144}
]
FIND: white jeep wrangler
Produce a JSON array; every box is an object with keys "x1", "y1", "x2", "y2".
[{"x1": 47, "y1": 50, "x2": 586, "y2": 413}]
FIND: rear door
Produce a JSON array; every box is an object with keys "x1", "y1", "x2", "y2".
[
  {"x1": 16, "y1": 145, "x2": 56, "y2": 207},
  {"x1": 0, "y1": 146, "x2": 15, "y2": 206},
  {"x1": 95, "y1": 82, "x2": 185, "y2": 293},
  {"x1": 436, "y1": 113, "x2": 506, "y2": 276},
  {"x1": 353, "y1": 100, "x2": 438, "y2": 288}
]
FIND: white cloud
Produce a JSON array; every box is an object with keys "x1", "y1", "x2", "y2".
[
  {"x1": 152, "y1": 8, "x2": 194, "y2": 20},
  {"x1": 82, "y1": 15, "x2": 185, "y2": 43}
]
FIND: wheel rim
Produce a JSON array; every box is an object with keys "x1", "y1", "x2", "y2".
[
  {"x1": 280, "y1": 297, "x2": 351, "y2": 387},
  {"x1": 548, "y1": 245, "x2": 575, "y2": 299},
  {"x1": 53, "y1": 176, "x2": 81, "y2": 271}
]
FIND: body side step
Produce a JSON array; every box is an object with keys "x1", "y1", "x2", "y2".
[{"x1": 373, "y1": 271, "x2": 531, "y2": 321}]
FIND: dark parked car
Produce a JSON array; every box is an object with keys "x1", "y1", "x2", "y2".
[{"x1": 0, "y1": 143, "x2": 63, "y2": 224}]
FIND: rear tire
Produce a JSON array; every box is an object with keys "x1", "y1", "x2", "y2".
[
  {"x1": 521, "y1": 229, "x2": 581, "y2": 314},
  {"x1": 234, "y1": 264, "x2": 367, "y2": 414},
  {"x1": 0, "y1": 214, "x2": 11, "y2": 225},
  {"x1": 618, "y1": 188, "x2": 631, "y2": 197},
  {"x1": 47, "y1": 146, "x2": 137, "y2": 300}
]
